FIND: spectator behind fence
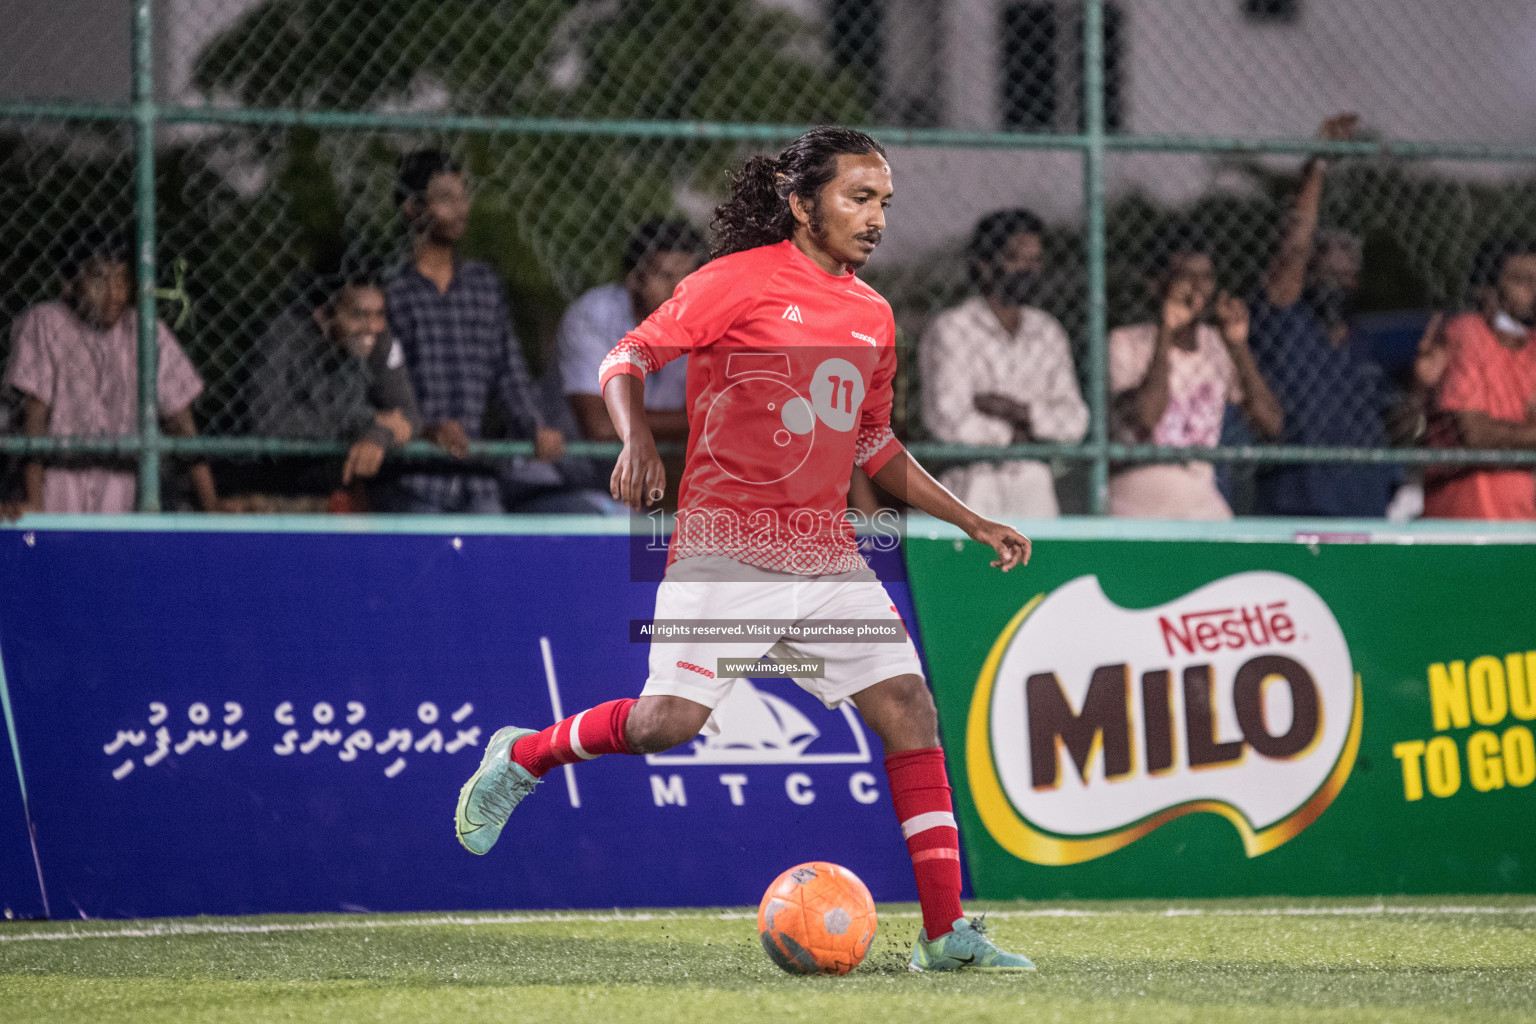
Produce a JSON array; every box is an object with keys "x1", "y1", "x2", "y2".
[
  {"x1": 4, "y1": 227, "x2": 231, "y2": 514},
  {"x1": 1109, "y1": 237, "x2": 1283, "y2": 518},
  {"x1": 559, "y1": 219, "x2": 699, "y2": 443},
  {"x1": 383, "y1": 149, "x2": 563, "y2": 514},
  {"x1": 1249, "y1": 113, "x2": 1398, "y2": 518},
  {"x1": 1423, "y1": 239, "x2": 1536, "y2": 519},
  {"x1": 245, "y1": 274, "x2": 420, "y2": 510},
  {"x1": 550, "y1": 218, "x2": 699, "y2": 512},
  {"x1": 919, "y1": 209, "x2": 1088, "y2": 517}
]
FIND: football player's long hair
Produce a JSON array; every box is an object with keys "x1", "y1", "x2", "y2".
[{"x1": 710, "y1": 126, "x2": 886, "y2": 260}]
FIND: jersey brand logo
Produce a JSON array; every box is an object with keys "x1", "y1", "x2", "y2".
[
  {"x1": 851, "y1": 331, "x2": 878, "y2": 346},
  {"x1": 781, "y1": 304, "x2": 804, "y2": 323}
]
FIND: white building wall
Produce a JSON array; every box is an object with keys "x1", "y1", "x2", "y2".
[
  {"x1": 873, "y1": 0, "x2": 1536, "y2": 260},
  {"x1": 941, "y1": 0, "x2": 1004, "y2": 129},
  {"x1": 6, "y1": 1, "x2": 1532, "y2": 264},
  {"x1": 1122, "y1": 0, "x2": 1536, "y2": 144},
  {"x1": 0, "y1": 0, "x2": 132, "y2": 103}
]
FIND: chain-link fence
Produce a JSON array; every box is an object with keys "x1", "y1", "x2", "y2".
[{"x1": 3, "y1": 0, "x2": 1536, "y2": 514}]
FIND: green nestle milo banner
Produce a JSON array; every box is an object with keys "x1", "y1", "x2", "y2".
[{"x1": 905, "y1": 527, "x2": 1536, "y2": 898}]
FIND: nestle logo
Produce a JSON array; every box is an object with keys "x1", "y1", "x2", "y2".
[
  {"x1": 1159, "y1": 602, "x2": 1297, "y2": 657},
  {"x1": 677, "y1": 660, "x2": 716, "y2": 679}
]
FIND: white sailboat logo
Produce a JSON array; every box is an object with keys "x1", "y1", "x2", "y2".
[{"x1": 645, "y1": 679, "x2": 872, "y2": 765}]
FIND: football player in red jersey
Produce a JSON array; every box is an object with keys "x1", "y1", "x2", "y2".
[{"x1": 456, "y1": 127, "x2": 1036, "y2": 972}]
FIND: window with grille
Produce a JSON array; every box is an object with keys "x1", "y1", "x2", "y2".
[
  {"x1": 1001, "y1": 2, "x2": 1123, "y2": 133},
  {"x1": 1244, "y1": 0, "x2": 1301, "y2": 23},
  {"x1": 1002, "y1": 3, "x2": 1059, "y2": 131},
  {"x1": 829, "y1": 0, "x2": 884, "y2": 95}
]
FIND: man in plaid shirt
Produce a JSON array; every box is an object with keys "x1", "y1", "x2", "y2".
[{"x1": 383, "y1": 150, "x2": 563, "y2": 513}]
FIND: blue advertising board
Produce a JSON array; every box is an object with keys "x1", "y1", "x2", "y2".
[
  {"x1": 0, "y1": 521, "x2": 924, "y2": 919},
  {"x1": 0, "y1": 669, "x2": 45, "y2": 919}
]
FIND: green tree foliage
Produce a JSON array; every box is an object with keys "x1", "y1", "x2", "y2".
[{"x1": 190, "y1": 0, "x2": 869, "y2": 364}]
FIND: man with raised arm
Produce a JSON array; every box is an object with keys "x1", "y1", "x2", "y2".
[{"x1": 1248, "y1": 113, "x2": 1397, "y2": 517}]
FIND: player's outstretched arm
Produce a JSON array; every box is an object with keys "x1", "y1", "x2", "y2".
[
  {"x1": 870, "y1": 451, "x2": 1031, "y2": 572},
  {"x1": 603, "y1": 372, "x2": 666, "y2": 509}
]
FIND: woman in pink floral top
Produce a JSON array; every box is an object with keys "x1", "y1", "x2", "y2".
[
  {"x1": 5, "y1": 229, "x2": 228, "y2": 513},
  {"x1": 1109, "y1": 247, "x2": 1284, "y2": 519}
]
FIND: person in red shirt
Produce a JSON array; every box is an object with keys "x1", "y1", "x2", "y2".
[
  {"x1": 1424, "y1": 239, "x2": 1536, "y2": 520},
  {"x1": 455, "y1": 127, "x2": 1036, "y2": 972}
]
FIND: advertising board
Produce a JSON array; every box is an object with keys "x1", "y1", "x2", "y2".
[
  {"x1": 907, "y1": 526, "x2": 1536, "y2": 898},
  {"x1": 0, "y1": 524, "x2": 921, "y2": 918}
]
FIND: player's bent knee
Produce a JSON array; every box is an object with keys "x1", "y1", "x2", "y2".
[
  {"x1": 897, "y1": 681, "x2": 939, "y2": 736},
  {"x1": 897, "y1": 673, "x2": 935, "y2": 705},
  {"x1": 853, "y1": 673, "x2": 940, "y2": 751},
  {"x1": 629, "y1": 722, "x2": 698, "y2": 755},
  {"x1": 885, "y1": 673, "x2": 936, "y2": 715},
  {"x1": 625, "y1": 695, "x2": 710, "y2": 754}
]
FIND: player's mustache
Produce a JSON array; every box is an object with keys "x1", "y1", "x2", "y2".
[{"x1": 855, "y1": 230, "x2": 883, "y2": 246}]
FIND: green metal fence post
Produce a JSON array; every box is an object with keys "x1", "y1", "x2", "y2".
[
  {"x1": 1081, "y1": 0, "x2": 1109, "y2": 514},
  {"x1": 131, "y1": 0, "x2": 161, "y2": 511}
]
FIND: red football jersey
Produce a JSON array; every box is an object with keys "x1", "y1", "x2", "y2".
[{"x1": 599, "y1": 240, "x2": 904, "y2": 574}]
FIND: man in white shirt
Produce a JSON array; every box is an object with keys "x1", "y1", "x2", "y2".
[
  {"x1": 919, "y1": 209, "x2": 1089, "y2": 517},
  {"x1": 558, "y1": 219, "x2": 701, "y2": 443}
]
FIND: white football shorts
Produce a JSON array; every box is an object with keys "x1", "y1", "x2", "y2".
[{"x1": 640, "y1": 555, "x2": 926, "y2": 718}]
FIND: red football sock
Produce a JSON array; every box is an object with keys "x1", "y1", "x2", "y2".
[
  {"x1": 511, "y1": 698, "x2": 636, "y2": 778},
  {"x1": 885, "y1": 747, "x2": 965, "y2": 939}
]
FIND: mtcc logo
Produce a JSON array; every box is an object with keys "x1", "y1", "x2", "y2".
[
  {"x1": 646, "y1": 678, "x2": 872, "y2": 766},
  {"x1": 967, "y1": 572, "x2": 1362, "y2": 865},
  {"x1": 643, "y1": 678, "x2": 880, "y2": 810}
]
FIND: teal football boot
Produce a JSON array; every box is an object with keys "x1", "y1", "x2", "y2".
[
  {"x1": 909, "y1": 915, "x2": 1037, "y2": 972},
  {"x1": 455, "y1": 726, "x2": 540, "y2": 855}
]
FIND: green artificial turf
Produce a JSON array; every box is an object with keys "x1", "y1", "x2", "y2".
[{"x1": 2, "y1": 897, "x2": 1533, "y2": 1023}]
